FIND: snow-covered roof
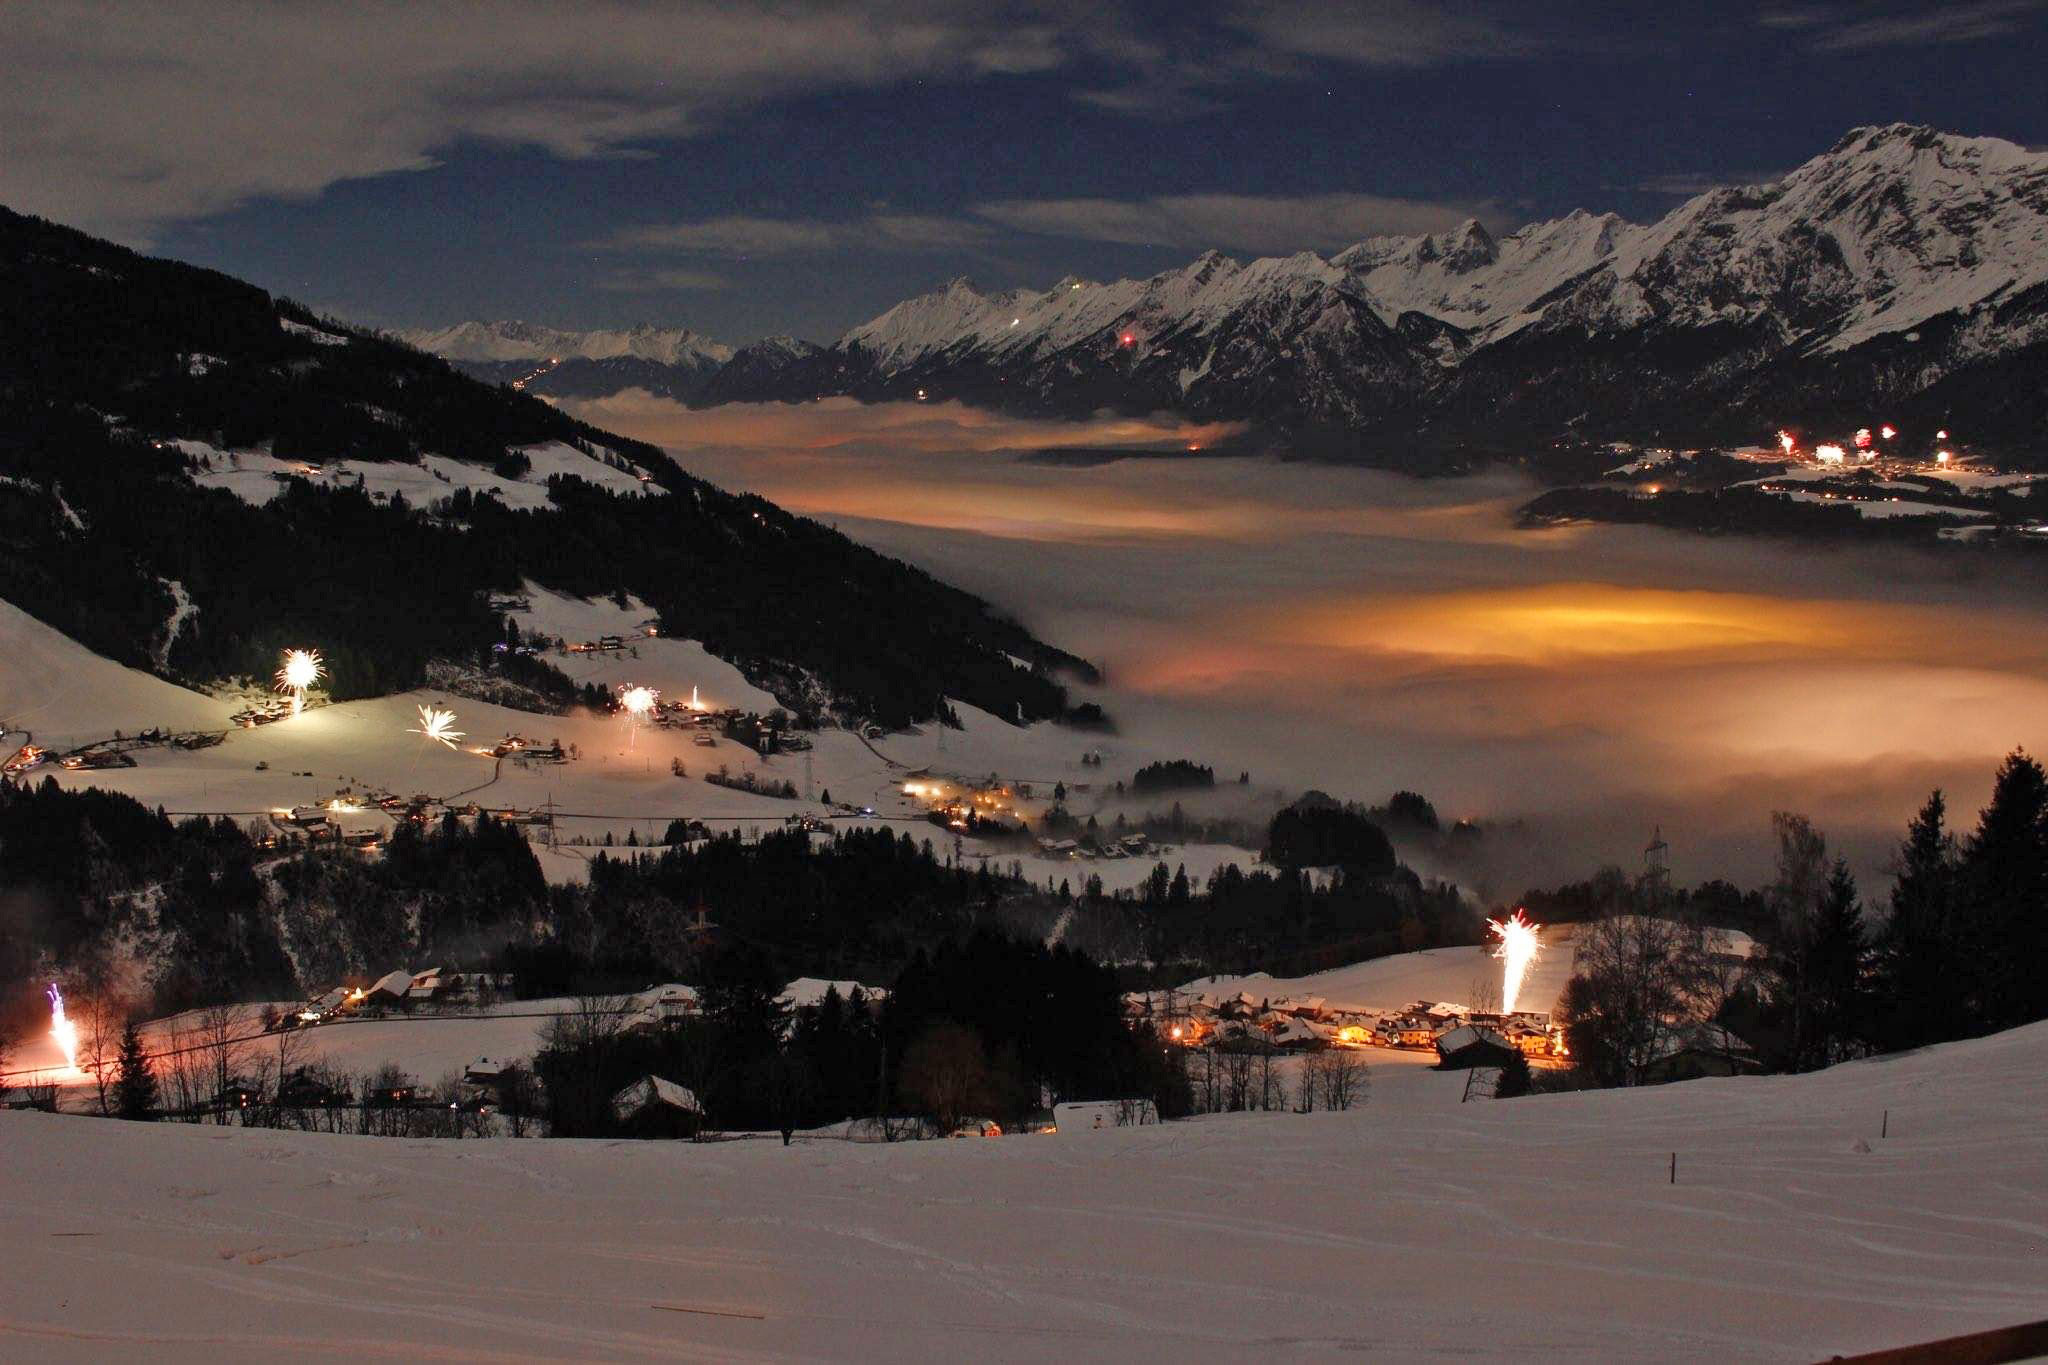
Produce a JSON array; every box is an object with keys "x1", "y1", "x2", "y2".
[
  {"x1": 779, "y1": 978, "x2": 883, "y2": 1009},
  {"x1": 611, "y1": 1074, "x2": 703, "y2": 1121},
  {"x1": 368, "y1": 969, "x2": 414, "y2": 997},
  {"x1": 1649, "y1": 1024, "x2": 1756, "y2": 1062},
  {"x1": 1435, "y1": 1025, "x2": 1512, "y2": 1056}
]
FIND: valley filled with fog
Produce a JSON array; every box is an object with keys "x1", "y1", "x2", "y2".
[{"x1": 577, "y1": 393, "x2": 2048, "y2": 895}]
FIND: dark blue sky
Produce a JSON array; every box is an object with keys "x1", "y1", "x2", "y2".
[{"x1": 8, "y1": 1, "x2": 2044, "y2": 343}]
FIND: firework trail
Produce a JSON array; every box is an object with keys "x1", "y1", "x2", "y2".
[
  {"x1": 1488, "y1": 909, "x2": 1543, "y2": 1015},
  {"x1": 46, "y1": 983, "x2": 79, "y2": 1074}
]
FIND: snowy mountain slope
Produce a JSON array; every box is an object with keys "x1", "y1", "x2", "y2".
[
  {"x1": 5, "y1": 1018, "x2": 2044, "y2": 1357},
  {"x1": 691, "y1": 334, "x2": 826, "y2": 406},
  {"x1": 0, "y1": 203, "x2": 1092, "y2": 727},
  {"x1": 0, "y1": 596, "x2": 228, "y2": 747},
  {"x1": 184, "y1": 439, "x2": 664, "y2": 511},
  {"x1": 691, "y1": 125, "x2": 2048, "y2": 451}
]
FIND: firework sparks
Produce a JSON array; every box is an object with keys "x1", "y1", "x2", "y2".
[
  {"x1": 407, "y1": 704, "x2": 464, "y2": 750},
  {"x1": 47, "y1": 983, "x2": 79, "y2": 1074},
  {"x1": 274, "y1": 648, "x2": 323, "y2": 716},
  {"x1": 1488, "y1": 909, "x2": 1543, "y2": 1015},
  {"x1": 616, "y1": 685, "x2": 659, "y2": 749}
]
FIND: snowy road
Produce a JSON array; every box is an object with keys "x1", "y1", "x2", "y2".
[{"x1": 4, "y1": 1022, "x2": 2046, "y2": 1360}]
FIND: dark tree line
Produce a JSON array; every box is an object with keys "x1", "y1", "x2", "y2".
[
  {"x1": 1750, "y1": 751, "x2": 2048, "y2": 1068},
  {"x1": 533, "y1": 932, "x2": 1185, "y2": 1140},
  {"x1": 1553, "y1": 748, "x2": 2048, "y2": 1085},
  {"x1": 1870, "y1": 751, "x2": 2048, "y2": 1049},
  {"x1": 1129, "y1": 760, "x2": 1215, "y2": 794}
]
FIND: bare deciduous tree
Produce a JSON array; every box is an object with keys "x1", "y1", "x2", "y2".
[
  {"x1": 194, "y1": 1003, "x2": 251, "y2": 1124},
  {"x1": 159, "y1": 1022, "x2": 212, "y2": 1122},
  {"x1": 1311, "y1": 1048, "x2": 1369, "y2": 1111},
  {"x1": 897, "y1": 1020, "x2": 991, "y2": 1134},
  {"x1": 79, "y1": 994, "x2": 121, "y2": 1116},
  {"x1": 1557, "y1": 900, "x2": 1728, "y2": 1087}
]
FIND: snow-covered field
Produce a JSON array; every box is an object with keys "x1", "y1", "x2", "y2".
[
  {"x1": 0, "y1": 585, "x2": 1263, "y2": 888},
  {"x1": 4, "y1": 1020, "x2": 2045, "y2": 1359},
  {"x1": 185, "y1": 440, "x2": 663, "y2": 512},
  {"x1": 1183, "y1": 931, "x2": 1597, "y2": 1015},
  {"x1": 1180, "y1": 924, "x2": 1752, "y2": 1019},
  {"x1": 13, "y1": 982, "x2": 878, "y2": 1101},
  {"x1": 1776, "y1": 488, "x2": 1993, "y2": 520}
]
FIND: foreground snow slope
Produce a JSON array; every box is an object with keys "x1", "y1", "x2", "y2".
[{"x1": 4, "y1": 1022, "x2": 2045, "y2": 1360}]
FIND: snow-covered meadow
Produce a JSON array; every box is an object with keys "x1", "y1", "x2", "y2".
[
  {"x1": 1, "y1": 582, "x2": 1267, "y2": 892},
  {"x1": 3, "y1": 1019, "x2": 2044, "y2": 1359}
]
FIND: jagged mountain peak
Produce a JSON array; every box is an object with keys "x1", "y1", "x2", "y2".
[{"x1": 602, "y1": 124, "x2": 2048, "y2": 449}]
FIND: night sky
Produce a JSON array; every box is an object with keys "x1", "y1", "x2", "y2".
[{"x1": 6, "y1": 1, "x2": 2045, "y2": 343}]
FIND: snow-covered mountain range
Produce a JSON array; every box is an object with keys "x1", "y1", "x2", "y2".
[
  {"x1": 410, "y1": 126, "x2": 2048, "y2": 453},
  {"x1": 396, "y1": 320, "x2": 735, "y2": 401},
  {"x1": 399, "y1": 319, "x2": 732, "y2": 368}
]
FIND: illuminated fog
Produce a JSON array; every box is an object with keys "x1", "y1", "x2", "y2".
[{"x1": 573, "y1": 393, "x2": 2048, "y2": 894}]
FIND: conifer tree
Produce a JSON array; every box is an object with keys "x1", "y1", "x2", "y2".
[
  {"x1": 1807, "y1": 859, "x2": 1869, "y2": 1065},
  {"x1": 1874, "y1": 790, "x2": 1962, "y2": 1049},
  {"x1": 113, "y1": 1020, "x2": 159, "y2": 1121},
  {"x1": 1958, "y1": 750, "x2": 2048, "y2": 1029}
]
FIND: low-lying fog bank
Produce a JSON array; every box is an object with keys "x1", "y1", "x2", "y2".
[{"x1": 575, "y1": 393, "x2": 2048, "y2": 893}]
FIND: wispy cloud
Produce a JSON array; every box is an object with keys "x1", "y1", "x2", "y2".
[
  {"x1": 595, "y1": 266, "x2": 730, "y2": 292},
  {"x1": 1074, "y1": 2, "x2": 1577, "y2": 124},
  {"x1": 1756, "y1": 5, "x2": 1833, "y2": 29},
  {"x1": 604, "y1": 213, "x2": 994, "y2": 258},
  {"x1": 0, "y1": 2, "x2": 1078, "y2": 244},
  {"x1": 1763, "y1": 0, "x2": 2045, "y2": 50},
  {"x1": 1634, "y1": 170, "x2": 1788, "y2": 196},
  {"x1": 973, "y1": 192, "x2": 1502, "y2": 253},
  {"x1": 1231, "y1": 0, "x2": 1548, "y2": 67},
  {"x1": 605, "y1": 191, "x2": 1502, "y2": 265},
  {"x1": 1228, "y1": 0, "x2": 1548, "y2": 67}
]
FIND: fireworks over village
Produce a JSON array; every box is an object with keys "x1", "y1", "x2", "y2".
[
  {"x1": 274, "y1": 647, "x2": 323, "y2": 716},
  {"x1": 1489, "y1": 910, "x2": 1543, "y2": 1015},
  {"x1": 407, "y1": 704, "x2": 465, "y2": 750}
]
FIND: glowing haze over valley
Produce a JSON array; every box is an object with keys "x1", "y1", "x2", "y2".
[{"x1": 579, "y1": 393, "x2": 2048, "y2": 891}]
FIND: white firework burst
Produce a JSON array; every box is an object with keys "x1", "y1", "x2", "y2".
[{"x1": 407, "y1": 704, "x2": 464, "y2": 750}]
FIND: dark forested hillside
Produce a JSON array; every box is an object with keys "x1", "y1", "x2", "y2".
[{"x1": 0, "y1": 206, "x2": 1091, "y2": 724}]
